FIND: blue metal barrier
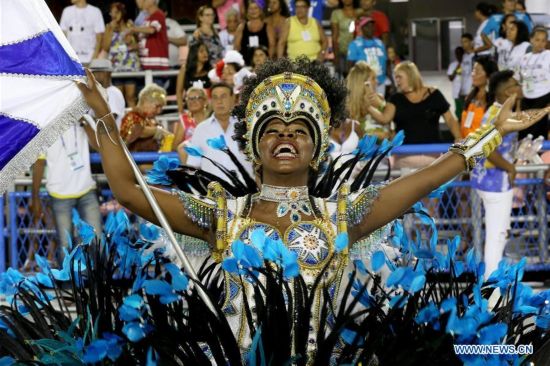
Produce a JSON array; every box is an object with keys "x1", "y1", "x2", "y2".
[
  {"x1": 87, "y1": 141, "x2": 550, "y2": 163},
  {"x1": 3, "y1": 144, "x2": 549, "y2": 272}
]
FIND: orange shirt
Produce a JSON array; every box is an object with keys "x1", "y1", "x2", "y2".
[{"x1": 460, "y1": 102, "x2": 486, "y2": 138}]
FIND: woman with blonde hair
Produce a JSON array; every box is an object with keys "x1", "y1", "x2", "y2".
[
  {"x1": 346, "y1": 61, "x2": 390, "y2": 140},
  {"x1": 120, "y1": 84, "x2": 171, "y2": 152},
  {"x1": 367, "y1": 61, "x2": 462, "y2": 168}
]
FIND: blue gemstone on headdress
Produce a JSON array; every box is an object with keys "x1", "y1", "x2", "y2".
[
  {"x1": 280, "y1": 83, "x2": 296, "y2": 93},
  {"x1": 284, "y1": 100, "x2": 292, "y2": 111}
]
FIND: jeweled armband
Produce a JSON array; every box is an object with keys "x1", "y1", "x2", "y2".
[
  {"x1": 448, "y1": 124, "x2": 502, "y2": 171},
  {"x1": 173, "y1": 190, "x2": 215, "y2": 229}
]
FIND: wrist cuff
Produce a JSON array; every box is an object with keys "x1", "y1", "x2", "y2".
[{"x1": 449, "y1": 124, "x2": 502, "y2": 171}]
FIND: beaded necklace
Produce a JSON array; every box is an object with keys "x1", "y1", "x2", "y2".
[{"x1": 257, "y1": 184, "x2": 313, "y2": 223}]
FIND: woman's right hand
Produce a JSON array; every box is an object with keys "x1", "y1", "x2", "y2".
[{"x1": 76, "y1": 69, "x2": 111, "y2": 116}]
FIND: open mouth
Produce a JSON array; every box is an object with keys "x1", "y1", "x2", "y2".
[{"x1": 272, "y1": 143, "x2": 298, "y2": 159}]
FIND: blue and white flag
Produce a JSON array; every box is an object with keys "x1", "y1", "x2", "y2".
[{"x1": 0, "y1": 0, "x2": 88, "y2": 193}]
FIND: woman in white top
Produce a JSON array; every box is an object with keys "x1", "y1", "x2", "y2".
[
  {"x1": 519, "y1": 27, "x2": 550, "y2": 139},
  {"x1": 492, "y1": 14, "x2": 516, "y2": 69},
  {"x1": 495, "y1": 20, "x2": 530, "y2": 76}
]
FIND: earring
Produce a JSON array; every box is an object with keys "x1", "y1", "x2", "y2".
[{"x1": 309, "y1": 160, "x2": 318, "y2": 171}]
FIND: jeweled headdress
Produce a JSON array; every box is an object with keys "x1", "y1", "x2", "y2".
[{"x1": 244, "y1": 72, "x2": 331, "y2": 169}]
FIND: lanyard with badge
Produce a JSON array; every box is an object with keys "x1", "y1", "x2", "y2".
[{"x1": 61, "y1": 125, "x2": 84, "y2": 171}]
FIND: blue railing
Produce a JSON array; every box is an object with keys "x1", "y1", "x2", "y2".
[
  {"x1": 2, "y1": 144, "x2": 550, "y2": 272},
  {"x1": 87, "y1": 141, "x2": 550, "y2": 164}
]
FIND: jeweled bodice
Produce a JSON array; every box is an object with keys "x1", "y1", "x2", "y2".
[{"x1": 175, "y1": 182, "x2": 390, "y2": 355}]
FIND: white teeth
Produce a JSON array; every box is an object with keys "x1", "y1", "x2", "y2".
[
  {"x1": 273, "y1": 143, "x2": 297, "y2": 156},
  {"x1": 275, "y1": 152, "x2": 296, "y2": 158}
]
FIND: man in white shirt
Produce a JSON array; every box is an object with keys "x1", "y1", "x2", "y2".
[
  {"x1": 59, "y1": 0, "x2": 105, "y2": 65},
  {"x1": 89, "y1": 59, "x2": 126, "y2": 129},
  {"x1": 31, "y1": 121, "x2": 102, "y2": 260},
  {"x1": 187, "y1": 83, "x2": 253, "y2": 181}
]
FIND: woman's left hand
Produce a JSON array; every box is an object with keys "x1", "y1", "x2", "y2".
[{"x1": 495, "y1": 94, "x2": 550, "y2": 135}]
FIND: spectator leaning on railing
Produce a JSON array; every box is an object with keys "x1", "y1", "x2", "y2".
[
  {"x1": 59, "y1": 0, "x2": 105, "y2": 66},
  {"x1": 519, "y1": 27, "x2": 550, "y2": 140}
]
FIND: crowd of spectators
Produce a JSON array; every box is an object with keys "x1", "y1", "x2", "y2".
[{"x1": 24, "y1": 0, "x2": 550, "y2": 267}]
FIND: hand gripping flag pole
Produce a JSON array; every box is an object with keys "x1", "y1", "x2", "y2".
[{"x1": 82, "y1": 115, "x2": 219, "y2": 317}]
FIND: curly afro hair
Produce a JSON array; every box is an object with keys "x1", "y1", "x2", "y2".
[{"x1": 232, "y1": 57, "x2": 348, "y2": 153}]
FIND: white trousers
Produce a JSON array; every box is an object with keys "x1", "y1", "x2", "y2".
[{"x1": 476, "y1": 189, "x2": 514, "y2": 277}]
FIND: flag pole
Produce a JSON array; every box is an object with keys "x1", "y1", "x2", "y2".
[{"x1": 83, "y1": 115, "x2": 218, "y2": 316}]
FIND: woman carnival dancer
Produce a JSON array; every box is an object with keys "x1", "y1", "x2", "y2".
[{"x1": 76, "y1": 57, "x2": 550, "y2": 362}]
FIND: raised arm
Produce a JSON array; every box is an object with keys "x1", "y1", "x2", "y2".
[
  {"x1": 101, "y1": 24, "x2": 113, "y2": 53},
  {"x1": 233, "y1": 23, "x2": 245, "y2": 52},
  {"x1": 474, "y1": 33, "x2": 494, "y2": 54},
  {"x1": 266, "y1": 21, "x2": 277, "y2": 59},
  {"x1": 316, "y1": 20, "x2": 328, "y2": 62},
  {"x1": 442, "y1": 110, "x2": 462, "y2": 141},
  {"x1": 277, "y1": 19, "x2": 290, "y2": 59},
  {"x1": 350, "y1": 96, "x2": 550, "y2": 243},
  {"x1": 176, "y1": 64, "x2": 186, "y2": 114},
  {"x1": 76, "y1": 69, "x2": 211, "y2": 242},
  {"x1": 367, "y1": 99, "x2": 396, "y2": 125},
  {"x1": 330, "y1": 21, "x2": 339, "y2": 61}
]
